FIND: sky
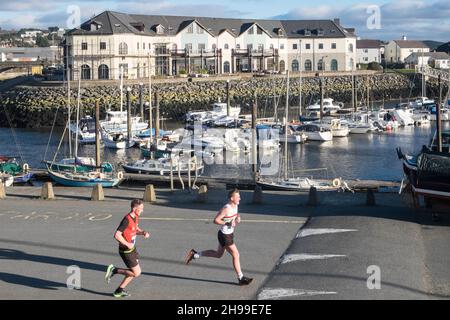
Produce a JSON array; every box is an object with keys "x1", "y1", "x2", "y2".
[{"x1": 0, "y1": 0, "x2": 449, "y2": 42}]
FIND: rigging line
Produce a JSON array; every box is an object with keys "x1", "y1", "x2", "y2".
[
  {"x1": 43, "y1": 104, "x2": 61, "y2": 163},
  {"x1": 2, "y1": 102, "x2": 24, "y2": 162}
]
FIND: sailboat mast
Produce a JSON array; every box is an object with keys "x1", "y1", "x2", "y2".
[
  {"x1": 299, "y1": 40, "x2": 302, "y2": 118},
  {"x1": 66, "y1": 43, "x2": 72, "y2": 158},
  {"x1": 120, "y1": 65, "x2": 124, "y2": 113},
  {"x1": 75, "y1": 64, "x2": 82, "y2": 159},
  {"x1": 284, "y1": 70, "x2": 290, "y2": 181},
  {"x1": 148, "y1": 53, "x2": 153, "y2": 144}
]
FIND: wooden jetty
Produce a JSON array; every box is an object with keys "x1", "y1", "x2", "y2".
[{"x1": 30, "y1": 168, "x2": 400, "y2": 192}]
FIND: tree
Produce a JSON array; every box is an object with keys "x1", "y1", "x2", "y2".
[
  {"x1": 368, "y1": 62, "x2": 383, "y2": 71},
  {"x1": 36, "y1": 35, "x2": 50, "y2": 47}
]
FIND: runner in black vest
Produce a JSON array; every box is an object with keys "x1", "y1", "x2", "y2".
[
  {"x1": 184, "y1": 189, "x2": 253, "y2": 285},
  {"x1": 105, "y1": 199, "x2": 150, "y2": 298}
]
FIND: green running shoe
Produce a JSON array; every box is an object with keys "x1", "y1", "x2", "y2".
[
  {"x1": 113, "y1": 289, "x2": 130, "y2": 298},
  {"x1": 105, "y1": 264, "x2": 115, "y2": 284}
]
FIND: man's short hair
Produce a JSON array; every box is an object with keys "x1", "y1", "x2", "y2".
[
  {"x1": 131, "y1": 199, "x2": 143, "y2": 209},
  {"x1": 228, "y1": 188, "x2": 240, "y2": 199}
]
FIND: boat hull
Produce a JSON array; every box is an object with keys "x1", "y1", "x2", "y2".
[{"x1": 48, "y1": 170, "x2": 121, "y2": 188}]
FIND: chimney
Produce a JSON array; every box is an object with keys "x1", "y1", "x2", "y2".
[
  {"x1": 402, "y1": 35, "x2": 407, "y2": 41},
  {"x1": 333, "y1": 18, "x2": 340, "y2": 25}
]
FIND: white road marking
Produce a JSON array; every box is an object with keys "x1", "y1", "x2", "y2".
[
  {"x1": 296, "y1": 228, "x2": 357, "y2": 238},
  {"x1": 279, "y1": 254, "x2": 346, "y2": 265},
  {"x1": 258, "y1": 288, "x2": 337, "y2": 300},
  {"x1": 140, "y1": 217, "x2": 305, "y2": 224}
]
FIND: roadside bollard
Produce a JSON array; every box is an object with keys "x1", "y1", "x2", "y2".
[
  {"x1": 40, "y1": 182, "x2": 55, "y2": 200},
  {"x1": 197, "y1": 185, "x2": 208, "y2": 203},
  {"x1": 307, "y1": 186, "x2": 318, "y2": 207},
  {"x1": 143, "y1": 184, "x2": 156, "y2": 203},
  {"x1": 252, "y1": 185, "x2": 263, "y2": 204},
  {"x1": 91, "y1": 184, "x2": 105, "y2": 201},
  {"x1": 0, "y1": 181, "x2": 6, "y2": 199},
  {"x1": 366, "y1": 189, "x2": 376, "y2": 206}
]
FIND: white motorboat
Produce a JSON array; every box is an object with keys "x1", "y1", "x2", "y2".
[
  {"x1": 392, "y1": 109, "x2": 415, "y2": 126},
  {"x1": 294, "y1": 124, "x2": 333, "y2": 141},
  {"x1": 101, "y1": 130, "x2": 135, "y2": 149},
  {"x1": 313, "y1": 118, "x2": 349, "y2": 137},
  {"x1": 279, "y1": 125, "x2": 308, "y2": 143},
  {"x1": 68, "y1": 116, "x2": 96, "y2": 144},
  {"x1": 100, "y1": 110, "x2": 148, "y2": 135},
  {"x1": 306, "y1": 98, "x2": 343, "y2": 115},
  {"x1": 122, "y1": 156, "x2": 204, "y2": 175},
  {"x1": 186, "y1": 101, "x2": 241, "y2": 123}
]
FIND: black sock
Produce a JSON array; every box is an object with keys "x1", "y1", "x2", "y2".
[
  {"x1": 112, "y1": 268, "x2": 118, "y2": 275},
  {"x1": 115, "y1": 287, "x2": 123, "y2": 293}
]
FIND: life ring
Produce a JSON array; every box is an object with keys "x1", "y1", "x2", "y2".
[
  {"x1": 22, "y1": 163, "x2": 30, "y2": 173},
  {"x1": 117, "y1": 171, "x2": 124, "y2": 180},
  {"x1": 332, "y1": 178, "x2": 341, "y2": 188}
]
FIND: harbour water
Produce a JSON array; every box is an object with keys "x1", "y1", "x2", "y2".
[{"x1": 1, "y1": 121, "x2": 448, "y2": 182}]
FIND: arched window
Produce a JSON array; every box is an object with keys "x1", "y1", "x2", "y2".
[
  {"x1": 119, "y1": 42, "x2": 128, "y2": 55},
  {"x1": 224, "y1": 43, "x2": 229, "y2": 50},
  {"x1": 304, "y1": 59, "x2": 312, "y2": 71},
  {"x1": 236, "y1": 44, "x2": 241, "y2": 49},
  {"x1": 279, "y1": 60, "x2": 285, "y2": 72},
  {"x1": 292, "y1": 59, "x2": 299, "y2": 72},
  {"x1": 349, "y1": 58, "x2": 354, "y2": 70},
  {"x1": 318, "y1": 59, "x2": 324, "y2": 71},
  {"x1": 348, "y1": 43, "x2": 354, "y2": 53},
  {"x1": 331, "y1": 59, "x2": 338, "y2": 71},
  {"x1": 81, "y1": 64, "x2": 91, "y2": 80},
  {"x1": 224, "y1": 61, "x2": 230, "y2": 73},
  {"x1": 98, "y1": 64, "x2": 109, "y2": 80}
]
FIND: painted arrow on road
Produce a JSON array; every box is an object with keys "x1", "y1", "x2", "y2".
[
  {"x1": 258, "y1": 288, "x2": 337, "y2": 300},
  {"x1": 278, "y1": 254, "x2": 347, "y2": 265},
  {"x1": 296, "y1": 228, "x2": 357, "y2": 239}
]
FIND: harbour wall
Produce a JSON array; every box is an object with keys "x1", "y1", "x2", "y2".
[{"x1": 0, "y1": 72, "x2": 446, "y2": 128}]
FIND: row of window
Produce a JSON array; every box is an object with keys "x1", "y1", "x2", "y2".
[{"x1": 81, "y1": 41, "x2": 354, "y2": 54}]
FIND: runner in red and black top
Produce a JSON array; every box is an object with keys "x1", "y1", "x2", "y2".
[
  {"x1": 184, "y1": 189, "x2": 253, "y2": 285},
  {"x1": 105, "y1": 199, "x2": 150, "y2": 298}
]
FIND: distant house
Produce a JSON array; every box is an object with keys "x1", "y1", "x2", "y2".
[
  {"x1": 356, "y1": 39, "x2": 382, "y2": 65},
  {"x1": 385, "y1": 37, "x2": 430, "y2": 64},
  {"x1": 405, "y1": 52, "x2": 450, "y2": 69}
]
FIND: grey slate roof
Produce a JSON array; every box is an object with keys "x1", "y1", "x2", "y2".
[
  {"x1": 356, "y1": 39, "x2": 382, "y2": 49},
  {"x1": 394, "y1": 40, "x2": 429, "y2": 49},
  {"x1": 67, "y1": 11, "x2": 356, "y2": 39},
  {"x1": 406, "y1": 52, "x2": 450, "y2": 60}
]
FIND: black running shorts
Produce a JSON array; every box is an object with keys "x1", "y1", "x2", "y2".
[
  {"x1": 119, "y1": 247, "x2": 140, "y2": 269},
  {"x1": 218, "y1": 231, "x2": 234, "y2": 247}
]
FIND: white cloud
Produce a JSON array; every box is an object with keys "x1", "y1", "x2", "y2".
[{"x1": 274, "y1": 1, "x2": 450, "y2": 41}]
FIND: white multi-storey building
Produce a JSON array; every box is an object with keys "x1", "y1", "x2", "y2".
[
  {"x1": 65, "y1": 11, "x2": 357, "y2": 80},
  {"x1": 385, "y1": 37, "x2": 430, "y2": 64},
  {"x1": 356, "y1": 39, "x2": 382, "y2": 65}
]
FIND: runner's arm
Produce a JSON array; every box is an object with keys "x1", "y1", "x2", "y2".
[
  {"x1": 214, "y1": 207, "x2": 229, "y2": 226},
  {"x1": 114, "y1": 230, "x2": 134, "y2": 249}
]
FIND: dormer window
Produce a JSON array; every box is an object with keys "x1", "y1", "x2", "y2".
[
  {"x1": 130, "y1": 22, "x2": 145, "y2": 32},
  {"x1": 154, "y1": 24, "x2": 164, "y2": 35},
  {"x1": 277, "y1": 29, "x2": 283, "y2": 36},
  {"x1": 304, "y1": 29, "x2": 311, "y2": 36},
  {"x1": 317, "y1": 29, "x2": 324, "y2": 36}
]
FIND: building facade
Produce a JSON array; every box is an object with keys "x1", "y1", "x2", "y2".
[
  {"x1": 356, "y1": 39, "x2": 382, "y2": 65},
  {"x1": 405, "y1": 52, "x2": 450, "y2": 69},
  {"x1": 65, "y1": 11, "x2": 357, "y2": 80},
  {"x1": 385, "y1": 38, "x2": 430, "y2": 64}
]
